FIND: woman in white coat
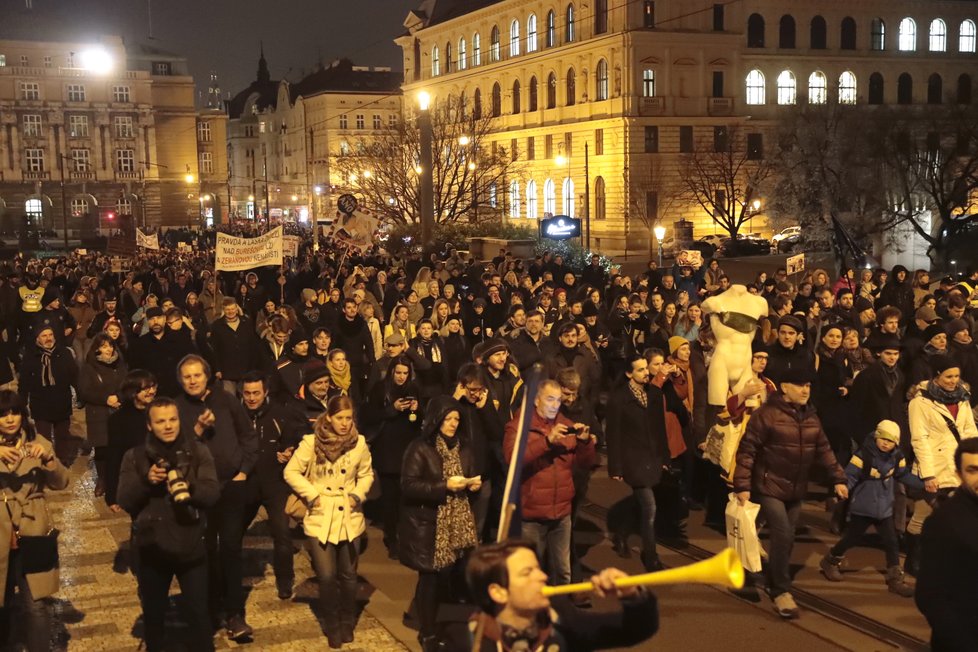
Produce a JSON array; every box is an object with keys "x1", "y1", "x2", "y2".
[
  {"x1": 284, "y1": 395, "x2": 374, "y2": 648},
  {"x1": 906, "y1": 357, "x2": 978, "y2": 574}
]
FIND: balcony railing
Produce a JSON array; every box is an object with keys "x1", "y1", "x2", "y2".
[
  {"x1": 115, "y1": 170, "x2": 141, "y2": 180},
  {"x1": 23, "y1": 170, "x2": 50, "y2": 181},
  {"x1": 70, "y1": 170, "x2": 96, "y2": 181},
  {"x1": 639, "y1": 96, "x2": 665, "y2": 115},
  {"x1": 709, "y1": 97, "x2": 734, "y2": 115}
]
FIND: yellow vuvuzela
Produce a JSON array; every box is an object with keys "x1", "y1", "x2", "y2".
[{"x1": 540, "y1": 548, "x2": 745, "y2": 597}]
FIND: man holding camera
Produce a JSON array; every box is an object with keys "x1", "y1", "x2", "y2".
[
  {"x1": 503, "y1": 380, "x2": 595, "y2": 586},
  {"x1": 117, "y1": 397, "x2": 221, "y2": 652},
  {"x1": 174, "y1": 354, "x2": 258, "y2": 640}
]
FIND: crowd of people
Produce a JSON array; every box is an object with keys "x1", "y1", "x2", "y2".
[{"x1": 0, "y1": 227, "x2": 975, "y2": 651}]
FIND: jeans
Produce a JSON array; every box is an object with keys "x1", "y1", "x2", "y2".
[
  {"x1": 205, "y1": 478, "x2": 247, "y2": 617},
  {"x1": 137, "y1": 549, "x2": 213, "y2": 652},
  {"x1": 307, "y1": 538, "x2": 359, "y2": 627},
  {"x1": 378, "y1": 473, "x2": 402, "y2": 547},
  {"x1": 757, "y1": 495, "x2": 802, "y2": 597},
  {"x1": 521, "y1": 515, "x2": 572, "y2": 585},
  {"x1": 831, "y1": 514, "x2": 901, "y2": 567},
  {"x1": 413, "y1": 560, "x2": 465, "y2": 639},
  {"x1": 633, "y1": 487, "x2": 658, "y2": 560},
  {"x1": 242, "y1": 471, "x2": 294, "y2": 589},
  {"x1": 0, "y1": 549, "x2": 51, "y2": 652}
]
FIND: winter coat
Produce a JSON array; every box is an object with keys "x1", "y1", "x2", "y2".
[
  {"x1": 503, "y1": 410, "x2": 595, "y2": 521},
  {"x1": 398, "y1": 397, "x2": 477, "y2": 573},
  {"x1": 908, "y1": 383, "x2": 978, "y2": 489},
  {"x1": 764, "y1": 341, "x2": 815, "y2": 387},
  {"x1": 844, "y1": 437, "x2": 923, "y2": 520},
  {"x1": 128, "y1": 331, "x2": 197, "y2": 399},
  {"x1": 916, "y1": 489, "x2": 978, "y2": 651},
  {"x1": 243, "y1": 399, "x2": 305, "y2": 482},
  {"x1": 77, "y1": 351, "x2": 128, "y2": 448},
  {"x1": 849, "y1": 361, "x2": 908, "y2": 450},
  {"x1": 18, "y1": 344, "x2": 78, "y2": 423},
  {"x1": 607, "y1": 382, "x2": 669, "y2": 487},
  {"x1": 207, "y1": 317, "x2": 260, "y2": 383},
  {"x1": 367, "y1": 380, "x2": 422, "y2": 475},
  {"x1": 733, "y1": 394, "x2": 846, "y2": 501},
  {"x1": 117, "y1": 439, "x2": 220, "y2": 561},
  {"x1": 67, "y1": 303, "x2": 96, "y2": 344},
  {"x1": 104, "y1": 402, "x2": 148, "y2": 507},
  {"x1": 509, "y1": 329, "x2": 558, "y2": 374},
  {"x1": 0, "y1": 433, "x2": 69, "y2": 606},
  {"x1": 284, "y1": 433, "x2": 374, "y2": 545},
  {"x1": 175, "y1": 387, "x2": 259, "y2": 483}
]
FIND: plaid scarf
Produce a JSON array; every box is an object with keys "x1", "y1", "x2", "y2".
[{"x1": 628, "y1": 381, "x2": 647, "y2": 408}]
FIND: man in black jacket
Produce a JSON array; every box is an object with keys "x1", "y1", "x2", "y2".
[
  {"x1": 764, "y1": 315, "x2": 814, "y2": 386},
  {"x1": 19, "y1": 324, "x2": 78, "y2": 465},
  {"x1": 175, "y1": 354, "x2": 259, "y2": 641},
  {"x1": 916, "y1": 438, "x2": 978, "y2": 651},
  {"x1": 130, "y1": 307, "x2": 197, "y2": 398},
  {"x1": 239, "y1": 371, "x2": 305, "y2": 600},
  {"x1": 332, "y1": 298, "x2": 374, "y2": 383},
  {"x1": 208, "y1": 299, "x2": 260, "y2": 395},
  {"x1": 461, "y1": 540, "x2": 658, "y2": 652},
  {"x1": 118, "y1": 397, "x2": 220, "y2": 652},
  {"x1": 509, "y1": 310, "x2": 556, "y2": 374},
  {"x1": 86, "y1": 292, "x2": 127, "y2": 338}
]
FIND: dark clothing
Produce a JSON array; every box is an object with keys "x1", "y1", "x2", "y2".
[
  {"x1": 18, "y1": 344, "x2": 77, "y2": 423},
  {"x1": 764, "y1": 341, "x2": 814, "y2": 387},
  {"x1": 104, "y1": 402, "x2": 148, "y2": 507},
  {"x1": 129, "y1": 330, "x2": 197, "y2": 398},
  {"x1": 849, "y1": 361, "x2": 907, "y2": 449},
  {"x1": 606, "y1": 383, "x2": 668, "y2": 488},
  {"x1": 831, "y1": 514, "x2": 901, "y2": 567},
  {"x1": 207, "y1": 318, "x2": 260, "y2": 383},
  {"x1": 87, "y1": 309, "x2": 129, "y2": 338},
  {"x1": 916, "y1": 490, "x2": 978, "y2": 652},
  {"x1": 175, "y1": 387, "x2": 259, "y2": 483},
  {"x1": 333, "y1": 315, "x2": 374, "y2": 377},
  {"x1": 138, "y1": 549, "x2": 213, "y2": 652},
  {"x1": 77, "y1": 353, "x2": 128, "y2": 448}
]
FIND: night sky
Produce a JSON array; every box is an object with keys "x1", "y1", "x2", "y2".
[{"x1": 0, "y1": 0, "x2": 417, "y2": 100}]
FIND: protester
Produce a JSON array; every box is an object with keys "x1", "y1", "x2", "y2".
[
  {"x1": 77, "y1": 332, "x2": 128, "y2": 496},
  {"x1": 18, "y1": 324, "x2": 78, "y2": 466}
]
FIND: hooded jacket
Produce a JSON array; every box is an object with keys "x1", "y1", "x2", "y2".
[
  {"x1": 844, "y1": 435, "x2": 923, "y2": 520},
  {"x1": 77, "y1": 346, "x2": 128, "y2": 448},
  {"x1": 175, "y1": 386, "x2": 259, "y2": 484}
]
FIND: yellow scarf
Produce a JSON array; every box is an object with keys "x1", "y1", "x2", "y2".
[{"x1": 328, "y1": 360, "x2": 352, "y2": 393}]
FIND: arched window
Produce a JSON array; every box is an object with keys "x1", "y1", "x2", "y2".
[
  {"x1": 566, "y1": 68, "x2": 576, "y2": 105},
  {"x1": 930, "y1": 18, "x2": 947, "y2": 51},
  {"x1": 117, "y1": 197, "x2": 132, "y2": 215},
  {"x1": 898, "y1": 73, "x2": 913, "y2": 104},
  {"x1": 491, "y1": 83, "x2": 501, "y2": 116},
  {"x1": 544, "y1": 178, "x2": 556, "y2": 215},
  {"x1": 527, "y1": 14, "x2": 538, "y2": 52},
  {"x1": 808, "y1": 71, "x2": 827, "y2": 104},
  {"x1": 445, "y1": 42, "x2": 453, "y2": 73},
  {"x1": 431, "y1": 46, "x2": 440, "y2": 76},
  {"x1": 566, "y1": 4, "x2": 575, "y2": 42},
  {"x1": 868, "y1": 73, "x2": 884, "y2": 104},
  {"x1": 810, "y1": 16, "x2": 827, "y2": 49},
  {"x1": 958, "y1": 73, "x2": 973, "y2": 104},
  {"x1": 840, "y1": 17, "x2": 857, "y2": 49},
  {"x1": 489, "y1": 183, "x2": 497, "y2": 208},
  {"x1": 899, "y1": 17, "x2": 916, "y2": 51},
  {"x1": 509, "y1": 181, "x2": 521, "y2": 218},
  {"x1": 642, "y1": 69, "x2": 656, "y2": 96},
  {"x1": 547, "y1": 72, "x2": 557, "y2": 108},
  {"x1": 594, "y1": 176, "x2": 606, "y2": 220},
  {"x1": 595, "y1": 0, "x2": 608, "y2": 35},
  {"x1": 458, "y1": 38, "x2": 468, "y2": 70},
  {"x1": 510, "y1": 20, "x2": 521, "y2": 57},
  {"x1": 839, "y1": 71, "x2": 857, "y2": 104},
  {"x1": 25, "y1": 199, "x2": 43, "y2": 224},
  {"x1": 779, "y1": 15, "x2": 796, "y2": 48},
  {"x1": 777, "y1": 70, "x2": 796, "y2": 104},
  {"x1": 473, "y1": 33, "x2": 482, "y2": 65},
  {"x1": 871, "y1": 18, "x2": 885, "y2": 50},
  {"x1": 512, "y1": 79, "x2": 521, "y2": 113},
  {"x1": 70, "y1": 197, "x2": 89, "y2": 217},
  {"x1": 961, "y1": 19, "x2": 977, "y2": 53},
  {"x1": 745, "y1": 69, "x2": 765, "y2": 104},
  {"x1": 747, "y1": 13, "x2": 765, "y2": 47},
  {"x1": 562, "y1": 178, "x2": 575, "y2": 215},
  {"x1": 526, "y1": 180, "x2": 538, "y2": 218},
  {"x1": 596, "y1": 59, "x2": 609, "y2": 100},
  {"x1": 490, "y1": 25, "x2": 501, "y2": 61},
  {"x1": 546, "y1": 11, "x2": 556, "y2": 47},
  {"x1": 529, "y1": 76, "x2": 538, "y2": 111},
  {"x1": 928, "y1": 73, "x2": 943, "y2": 104},
  {"x1": 474, "y1": 88, "x2": 483, "y2": 118}
]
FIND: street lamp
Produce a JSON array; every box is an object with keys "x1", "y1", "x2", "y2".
[
  {"x1": 417, "y1": 91, "x2": 435, "y2": 254},
  {"x1": 654, "y1": 224, "x2": 666, "y2": 267}
]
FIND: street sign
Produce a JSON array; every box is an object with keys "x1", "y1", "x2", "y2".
[
  {"x1": 786, "y1": 253, "x2": 806, "y2": 275},
  {"x1": 539, "y1": 215, "x2": 581, "y2": 240}
]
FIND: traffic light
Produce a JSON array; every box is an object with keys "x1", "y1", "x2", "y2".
[{"x1": 105, "y1": 211, "x2": 115, "y2": 221}]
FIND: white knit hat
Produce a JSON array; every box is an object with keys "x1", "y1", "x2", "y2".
[{"x1": 875, "y1": 420, "x2": 901, "y2": 445}]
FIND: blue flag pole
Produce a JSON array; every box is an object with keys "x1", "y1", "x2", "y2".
[{"x1": 496, "y1": 364, "x2": 542, "y2": 542}]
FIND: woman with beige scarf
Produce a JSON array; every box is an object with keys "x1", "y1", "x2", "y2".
[
  {"x1": 326, "y1": 349, "x2": 360, "y2": 403},
  {"x1": 284, "y1": 396, "x2": 373, "y2": 649}
]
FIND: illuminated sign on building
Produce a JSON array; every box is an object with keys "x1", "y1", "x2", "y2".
[{"x1": 539, "y1": 216, "x2": 581, "y2": 240}]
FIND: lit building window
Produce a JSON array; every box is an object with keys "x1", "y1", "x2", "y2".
[
  {"x1": 899, "y1": 17, "x2": 917, "y2": 51},
  {"x1": 960, "y1": 19, "x2": 976, "y2": 53},
  {"x1": 526, "y1": 180, "x2": 538, "y2": 218},
  {"x1": 838, "y1": 71, "x2": 858, "y2": 104},
  {"x1": 197, "y1": 121, "x2": 211, "y2": 142},
  {"x1": 491, "y1": 26, "x2": 501, "y2": 61},
  {"x1": 71, "y1": 148, "x2": 90, "y2": 171},
  {"x1": 745, "y1": 69, "x2": 765, "y2": 105},
  {"x1": 66, "y1": 84, "x2": 86, "y2": 102},
  {"x1": 70, "y1": 198, "x2": 89, "y2": 217},
  {"x1": 509, "y1": 181, "x2": 521, "y2": 217},
  {"x1": 199, "y1": 152, "x2": 213, "y2": 174},
  {"x1": 596, "y1": 59, "x2": 609, "y2": 100},
  {"x1": 116, "y1": 148, "x2": 135, "y2": 172},
  {"x1": 22, "y1": 114, "x2": 42, "y2": 137},
  {"x1": 777, "y1": 70, "x2": 796, "y2": 104},
  {"x1": 527, "y1": 14, "x2": 538, "y2": 52},
  {"x1": 112, "y1": 85, "x2": 131, "y2": 102},
  {"x1": 24, "y1": 149, "x2": 44, "y2": 172},
  {"x1": 473, "y1": 33, "x2": 482, "y2": 65},
  {"x1": 544, "y1": 178, "x2": 556, "y2": 215},
  {"x1": 562, "y1": 178, "x2": 575, "y2": 215},
  {"x1": 114, "y1": 116, "x2": 134, "y2": 138},
  {"x1": 930, "y1": 18, "x2": 947, "y2": 51},
  {"x1": 510, "y1": 20, "x2": 521, "y2": 57},
  {"x1": 431, "y1": 46, "x2": 440, "y2": 76},
  {"x1": 69, "y1": 115, "x2": 89, "y2": 138},
  {"x1": 20, "y1": 82, "x2": 39, "y2": 100},
  {"x1": 458, "y1": 38, "x2": 467, "y2": 69},
  {"x1": 808, "y1": 71, "x2": 827, "y2": 104},
  {"x1": 642, "y1": 69, "x2": 656, "y2": 97}
]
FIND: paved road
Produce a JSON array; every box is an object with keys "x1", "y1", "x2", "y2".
[{"x1": 44, "y1": 443, "x2": 930, "y2": 651}]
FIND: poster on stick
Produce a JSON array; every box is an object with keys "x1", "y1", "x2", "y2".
[
  {"x1": 283, "y1": 235, "x2": 301, "y2": 257},
  {"x1": 216, "y1": 226, "x2": 284, "y2": 271},
  {"x1": 786, "y1": 253, "x2": 806, "y2": 275},
  {"x1": 136, "y1": 229, "x2": 160, "y2": 250}
]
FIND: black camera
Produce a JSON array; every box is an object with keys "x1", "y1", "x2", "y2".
[{"x1": 565, "y1": 426, "x2": 581, "y2": 436}]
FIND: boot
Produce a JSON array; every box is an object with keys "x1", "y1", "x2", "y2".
[
  {"x1": 885, "y1": 566, "x2": 915, "y2": 597},
  {"x1": 93, "y1": 460, "x2": 106, "y2": 497},
  {"x1": 611, "y1": 532, "x2": 631, "y2": 558},
  {"x1": 419, "y1": 634, "x2": 444, "y2": 652},
  {"x1": 640, "y1": 549, "x2": 664, "y2": 572},
  {"x1": 903, "y1": 534, "x2": 920, "y2": 577},
  {"x1": 320, "y1": 585, "x2": 342, "y2": 648},
  {"x1": 819, "y1": 553, "x2": 844, "y2": 582}
]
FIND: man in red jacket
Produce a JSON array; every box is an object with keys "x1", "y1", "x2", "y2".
[{"x1": 503, "y1": 380, "x2": 595, "y2": 586}]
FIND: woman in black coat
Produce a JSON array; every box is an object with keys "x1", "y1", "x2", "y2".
[
  {"x1": 104, "y1": 370, "x2": 158, "y2": 511},
  {"x1": 399, "y1": 395, "x2": 479, "y2": 652},
  {"x1": 78, "y1": 333, "x2": 128, "y2": 497},
  {"x1": 606, "y1": 354, "x2": 669, "y2": 572},
  {"x1": 367, "y1": 355, "x2": 421, "y2": 559}
]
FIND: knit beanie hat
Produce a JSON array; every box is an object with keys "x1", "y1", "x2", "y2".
[
  {"x1": 302, "y1": 359, "x2": 331, "y2": 385},
  {"x1": 946, "y1": 318, "x2": 969, "y2": 336},
  {"x1": 853, "y1": 296, "x2": 874, "y2": 314},
  {"x1": 669, "y1": 336, "x2": 689, "y2": 355},
  {"x1": 874, "y1": 420, "x2": 901, "y2": 445},
  {"x1": 301, "y1": 288, "x2": 317, "y2": 303},
  {"x1": 923, "y1": 323, "x2": 946, "y2": 343}
]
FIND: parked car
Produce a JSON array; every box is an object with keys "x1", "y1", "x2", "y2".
[
  {"x1": 719, "y1": 234, "x2": 772, "y2": 257},
  {"x1": 772, "y1": 226, "x2": 801, "y2": 252}
]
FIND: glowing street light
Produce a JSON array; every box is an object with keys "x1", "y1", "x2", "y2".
[
  {"x1": 363, "y1": 170, "x2": 372, "y2": 178},
  {"x1": 752, "y1": 198, "x2": 762, "y2": 211},
  {"x1": 653, "y1": 224, "x2": 667, "y2": 267},
  {"x1": 555, "y1": 154, "x2": 567, "y2": 167},
  {"x1": 291, "y1": 194, "x2": 298, "y2": 202},
  {"x1": 247, "y1": 194, "x2": 255, "y2": 202},
  {"x1": 80, "y1": 47, "x2": 113, "y2": 75},
  {"x1": 184, "y1": 172, "x2": 195, "y2": 184},
  {"x1": 417, "y1": 90, "x2": 431, "y2": 111},
  {"x1": 458, "y1": 135, "x2": 471, "y2": 146}
]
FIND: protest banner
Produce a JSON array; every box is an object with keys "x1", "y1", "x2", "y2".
[
  {"x1": 136, "y1": 229, "x2": 160, "y2": 250},
  {"x1": 332, "y1": 207, "x2": 380, "y2": 253},
  {"x1": 215, "y1": 226, "x2": 284, "y2": 271},
  {"x1": 283, "y1": 235, "x2": 301, "y2": 257},
  {"x1": 786, "y1": 253, "x2": 806, "y2": 275}
]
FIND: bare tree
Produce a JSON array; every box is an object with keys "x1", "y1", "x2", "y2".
[
  {"x1": 678, "y1": 126, "x2": 774, "y2": 240},
  {"x1": 874, "y1": 105, "x2": 978, "y2": 265},
  {"x1": 628, "y1": 157, "x2": 683, "y2": 257},
  {"x1": 332, "y1": 93, "x2": 522, "y2": 225}
]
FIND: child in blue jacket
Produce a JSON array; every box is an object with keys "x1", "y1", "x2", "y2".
[{"x1": 819, "y1": 420, "x2": 923, "y2": 596}]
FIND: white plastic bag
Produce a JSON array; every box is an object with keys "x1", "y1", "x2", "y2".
[{"x1": 725, "y1": 494, "x2": 763, "y2": 573}]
